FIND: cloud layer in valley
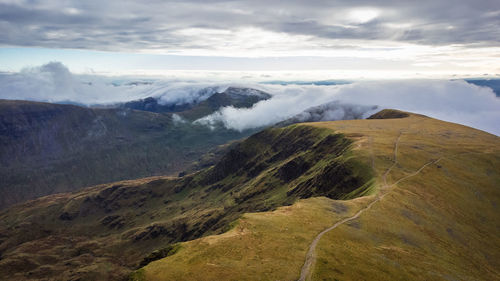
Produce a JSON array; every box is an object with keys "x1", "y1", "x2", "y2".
[
  {"x1": 197, "y1": 80, "x2": 500, "y2": 135},
  {"x1": 0, "y1": 62, "x2": 133, "y2": 104},
  {"x1": 0, "y1": 62, "x2": 498, "y2": 135},
  {"x1": 0, "y1": 62, "x2": 228, "y2": 105}
]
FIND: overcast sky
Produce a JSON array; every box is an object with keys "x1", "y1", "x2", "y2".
[{"x1": 0, "y1": 0, "x2": 499, "y2": 77}]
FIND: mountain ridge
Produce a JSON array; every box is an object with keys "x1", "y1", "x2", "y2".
[
  {"x1": 135, "y1": 110, "x2": 499, "y2": 281},
  {"x1": 0, "y1": 122, "x2": 373, "y2": 280},
  {"x1": 0, "y1": 109, "x2": 498, "y2": 281}
]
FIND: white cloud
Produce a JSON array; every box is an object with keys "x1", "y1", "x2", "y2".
[
  {"x1": 0, "y1": 62, "x2": 134, "y2": 104},
  {"x1": 0, "y1": 62, "x2": 498, "y2": 136},
  {"x1": 335, "y1": 80, "x2": 500, "y2": 135},
  {"x1": 196, "y1": 80, "x2": 500, "y2": 135},
  {"x1": 347, "y1": 8, "x2": 380, "y2": 24},
  {"x1": 155, "y1": 85, "x2": 225, "y2": 106},
  {"x1": 0, "y1": 62, "x2": 227, "y2": 105},
  {"x1": 280, "y1": 101, "x2": 378, "y2": 125},
  {"x1": 172, "y1": 113, "x2": 187, "y2": 125},
  {"x1": 195, "y1": 85, "x2": 343, "y2": 130}
]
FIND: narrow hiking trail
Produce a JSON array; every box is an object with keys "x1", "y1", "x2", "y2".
[{"x1": 297, "y1": 131, "x2": 444, "y2": 281}]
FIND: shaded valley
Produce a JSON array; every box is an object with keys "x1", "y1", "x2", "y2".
[{"x1": 0, "y1": 87, "x2": 270, "y2": 209}]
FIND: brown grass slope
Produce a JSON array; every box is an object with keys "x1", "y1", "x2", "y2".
[
  {"x1": 136, "y1": 110, "x2": 500, "y2": 281},
  {"x1": 0, "y1": 124, "x2": 373, "y2": 280}
]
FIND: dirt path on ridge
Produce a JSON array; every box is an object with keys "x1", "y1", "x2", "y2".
[{"x1": 297, "y1": 132, "x2": 443, "y2": 281}]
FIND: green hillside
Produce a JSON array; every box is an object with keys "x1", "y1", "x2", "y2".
[
  {"x1": 0, "y1": 123, "x2": 373, "y2": 280},
  {"x1": 134, "y1": 110, "x2": 499, "y2": 281},
  {"x1": 1, "y1": 110, "x2": 497, "y2": 281}
]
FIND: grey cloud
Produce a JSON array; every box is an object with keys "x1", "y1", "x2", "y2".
[
  {"x1": 277, "y1": 101, "x2": 378, "y2": 127},
  {"x1": 0, "y1": 0, "x2": 498, "y2": 51}
]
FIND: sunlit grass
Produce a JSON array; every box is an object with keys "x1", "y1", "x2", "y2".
[
  {"x1": 140, "y1": 197, "x2": 369, "y2": 281},
  {"x1": 138, "y1": 111, "x2": 499, "y2": 280}
]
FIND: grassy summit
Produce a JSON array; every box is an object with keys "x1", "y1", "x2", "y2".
[{"x1": 135, "y1": 110, "x2": 499, "y2": 281}]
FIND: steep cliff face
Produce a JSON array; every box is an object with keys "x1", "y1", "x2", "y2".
[
  {"x1": 0, "y1": 124, "x2": 373, "y2": 280},
  {"x1": 0, "y1": 100, "x2": 251, "y2": 209},
  {"x1": 199, "y1": 125, "x2": 373, "y2": 204}
]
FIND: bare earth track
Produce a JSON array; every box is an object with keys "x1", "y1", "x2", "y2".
[{"x1": 298, "y1": 131, "x2": 446, "y2": 281}]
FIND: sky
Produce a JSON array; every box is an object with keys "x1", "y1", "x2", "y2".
[
  {"x1": 0, "y1": 0, "x2": 499, "y2": 78},
  {"x1": 0, "y1": 1, "x2": 499, "y2": 135}
]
